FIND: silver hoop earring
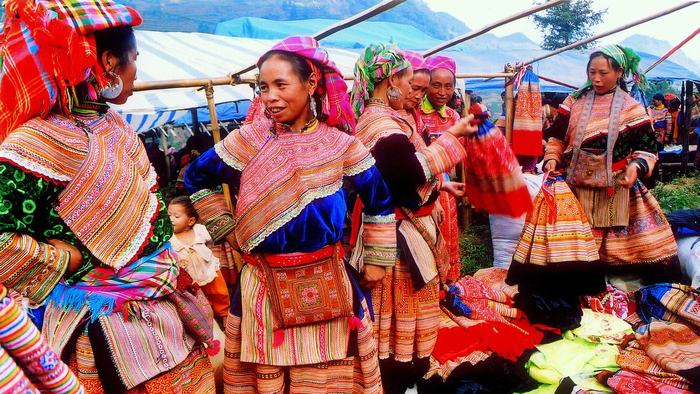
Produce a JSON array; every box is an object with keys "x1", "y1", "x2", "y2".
[
  {"x1": 387, "y1": 86, "x2": 401, "y2": 101},
  {"x1": 100, "y1": 72, "x2": 123, "y2": 99},
  {"x1": 309, "y1": 94, "x2": 318, "y2": 117}
]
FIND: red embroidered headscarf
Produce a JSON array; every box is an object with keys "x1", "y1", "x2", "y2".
[
  {"x1": 0, "y1": 0, "x2": 142, "y2": 141},
  {"x1": 257, "y1": 35, "x2": 355, "y2": 134}
]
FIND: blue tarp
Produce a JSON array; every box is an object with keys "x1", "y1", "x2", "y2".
[
  {"x1": 174, "y1": 100, "x2": 251, "y2": 125},
  {"x1": 216, "y1": 17, "x2": 700, "y2": 94},
  {"x1": 215, "y1": 17, "x2": 442, "y2": 50}
]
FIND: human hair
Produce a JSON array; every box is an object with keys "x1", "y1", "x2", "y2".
[
  {"x1": 652, "y1": 93, "x2": 665, "y2": 102},
  {"x1": 587, "y1": 52, "x2": 628, "y2": 92},
  {"x1": 168, "y1": 196, "x2": 199, "y2": 221},
  {"x1": 257, "y1": 50, "x2": 328, "y2": 123},
  {"x1": 414, "y1": 69, "x2": 431, "y2": 79},
  {"x1": 94, "y1": 25, "x2": 137, "y2": 68},
  {"x1": 669, "y1": 97, "x2": 681, "y2": 110}
]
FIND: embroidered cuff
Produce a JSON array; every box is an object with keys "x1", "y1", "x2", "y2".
[
  {"x1": 420, "y1": 132, "x2": 466, "y2": 178},
  {"x1": 191, "y1": 188, "x2": 236, "y2": 244},
  {"x1": 362, "y1": 213, "x2": 397, "y2": 267},
  {"x1": 0, "y1": 233, "x2": 69, "y2": 304},
  {"x1": 543, "y1": 137, "x2": 565, "y2": 165}
]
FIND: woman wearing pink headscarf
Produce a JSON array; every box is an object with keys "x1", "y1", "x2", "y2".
[
  {"x1": 419, "y1": 55, "x2": 465, "y2": 282},
  {"x1": 185, "y1": 36, "x2": 394, "y2": 393},
  {"x1": 351, "y1": 44, "x2": 475, "y2": 393}
]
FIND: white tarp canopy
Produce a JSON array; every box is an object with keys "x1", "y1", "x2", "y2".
[{"x1": 113, "y1": 30, "x2": 361, "y2": 133}]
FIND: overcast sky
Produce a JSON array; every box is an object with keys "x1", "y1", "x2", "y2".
[{"x1": 425, "y1": 0, "x2": 700, "y2": 66}]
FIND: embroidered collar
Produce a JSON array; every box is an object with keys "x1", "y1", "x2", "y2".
[{"x1": 421, "y1": 96, "x2": 448, "y2": 118}]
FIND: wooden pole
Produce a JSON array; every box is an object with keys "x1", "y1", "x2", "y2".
[
  {"x1": 504, "y1": 64, "x2": 516, "y2": 143},
  {"x1": 682, "y1": 80, "x2": 693, "y2": 174},
  {"x1": 523, "y1": 1, "x2": 698, "y2": 66},
  {"x1": 537, "y1": 75, "x2": 578, "y2": 89},
  {"x1": 202, "y1": 83, "x2": 233, "y2": 210},
  {"x1": 230, "y1": 0, "x2": 407, "y2": 77},
  {"x1": 459, "y1": 89, "x2": 472, "y2": 228},
  {"x1": 421, "y1": 0, "x2": 568, "y2": 57},
  {"x1": 135, "y1": 72, "x2": 515, "y2": 92},
  {"x1": 159, "y1": 127, "x2": 171, "y2": 182}
]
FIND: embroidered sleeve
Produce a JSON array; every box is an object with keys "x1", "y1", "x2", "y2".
[
  {"x1": 419, "y1": 132, "x2": 466, "y2": 176},
  {"x1": 184, "y1": 147, "x2": 242, "y2": 195},
  {"x1": 0, "y1": 164, "x2": 76, "y2": 303},
  {"x1": 190, "y1": 188, "x2": 237, "y2": 245},
  {"x1": 347, "y1": 163, "x2": 396, "y2": 267},
  {"x1": 0, "y1": 285, "x2": 82, "y2": 392}
]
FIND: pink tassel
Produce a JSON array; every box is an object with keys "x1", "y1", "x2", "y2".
[
  {"x1": 607, "y1": 187, "x2": 615, "y2": 197},
  {"x1": 205, "y1": 339, "x2": 220, "y2": 356},
  {"x1": 348, "y1": 316, "x2": 363, "y2": 331},
  {"x1": 273, "y1": 330, "x2": 284, "y2": 348}
]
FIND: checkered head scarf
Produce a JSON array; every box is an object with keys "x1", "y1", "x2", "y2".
[{"x1": 0, "y1": 0, "x2": 142, "y2": 141}]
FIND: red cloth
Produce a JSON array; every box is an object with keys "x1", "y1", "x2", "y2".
[
  {"x1": 462, "y1": 123, "x2": 533, "y2": 218},
  {"x1": 432, "y1": 319, "x2": 543, "y2": 363}
]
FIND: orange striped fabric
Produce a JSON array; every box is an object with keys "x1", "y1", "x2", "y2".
[
  {"x1": 513, "y1": 178, "x2": 600, "y2": 266},
  {"x1": 0, "y1": 111, "x2": 159, "y2": 269}
]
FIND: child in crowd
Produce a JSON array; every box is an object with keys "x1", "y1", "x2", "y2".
[{"x1": 168, "y1": 196, "x2": 230, "y2": 328}]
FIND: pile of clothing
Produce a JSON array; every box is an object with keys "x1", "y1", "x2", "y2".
[{"x1": 601, "y1": 284, "x2": 700, "y2": 394}]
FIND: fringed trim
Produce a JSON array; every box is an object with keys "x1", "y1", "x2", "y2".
[
  {"x1": 0, "y1": 153, "x2": 71, "y2": 184},
  {"x1": 415, "y1": 152, "x2": 434, "y2": 182},
  {"x1": 47, "y1": 283, "x2": 116, "y2": 323},
  {"x1": 108, "y1": 193, "x2": 160, "y2": 270},
  {"x1": 343, "y1": 152, "x2": 375, "y2": 177},
  {"x1": 214, "y1": 140, "x2": 245, "y2": 171}
]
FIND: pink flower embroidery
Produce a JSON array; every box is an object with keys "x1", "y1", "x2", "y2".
[{"x1": 301, "y1": 286, "x2": 320, "y2": 306}]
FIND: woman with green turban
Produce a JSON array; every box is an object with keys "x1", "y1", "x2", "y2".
[{"x1": 509, "y1": 45, "x2": 677, "y2": 296}]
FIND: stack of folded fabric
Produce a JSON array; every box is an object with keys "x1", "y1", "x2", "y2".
[{"x1": 599, "y1": 284, "x2": 700, "y2": 393}]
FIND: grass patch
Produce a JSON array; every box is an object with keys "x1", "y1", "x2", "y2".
[
  {"x1": 651, "y1": 172, "x2": 700, "y2": 212},
  {"x1": 459, "y1": 222, "x2": 494, "y2": 276}
]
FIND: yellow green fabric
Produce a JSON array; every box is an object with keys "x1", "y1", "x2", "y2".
[
  {"x1": 520, "y1": 309, "x2": 632, "y2": 394},
  {"x1": 421, "y1": 95, "x2": 448, "y2": 118}
]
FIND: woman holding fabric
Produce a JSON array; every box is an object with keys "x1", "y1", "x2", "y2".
[
  {"x1": 351, "y1": 44, "x2": 475, "y2": 393},
  {"x1": 184, "y1": 36, "x2": 394, "y2": 393},
  {"x1": 539, "y1": 45, "x2": 677, "y2": 283},
  {"x1": 418, "y1": 55, "x2": 465, "y2": 283},
  {"x1": 0, "y1": 0, "x2": 217, "y2": 392}
]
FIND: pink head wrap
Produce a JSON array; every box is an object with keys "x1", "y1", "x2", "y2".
[
  {"x1": 402, "y1": 50, "x2": 427, "y2": 72},
  {"x1": 257, "y1": 36, "x2": 355, "y2": 134},
  {"x1": 425, "y1": 55, "x2": 456, "y2": 76}
]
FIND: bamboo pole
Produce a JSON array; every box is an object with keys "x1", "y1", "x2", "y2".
[
  {"x1": 421, "y1": 0, "x2": 568, "y2": 57},
  {"x1": 504, "y1": 64, "x2": 516, "y2": 143},
  {"x1": 202, "y1": 83, "x2": 233, "y2": 211},
  {"x1": 644, "y1": 27, "x2": 700, "y2": 74},
  {"x1": 230, "y1": 0, "x2": 407, "y2": 77},
  {"x1": 523, "y1": 1, "x2": 699, "y2": 66},
  {"x1": 537, "y1": 75, "x2": 578, "y2": 89}
]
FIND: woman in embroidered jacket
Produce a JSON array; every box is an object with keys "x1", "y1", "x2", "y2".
[
  {"x1": 184, "y1": 36, "x2": 395, "y2": 393},
  {"x1": 418, "y1": 55, "x2": 465, "y2": 283},
  {"x1": 0, "y1": 1, "x2": 216, "y2": 392},
  {"x1": 350, "y1": 45, "x2": 476, "y2": 393},
  {"x1": 537, "y1": 45, "x2": 677, "y2": 282}
]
